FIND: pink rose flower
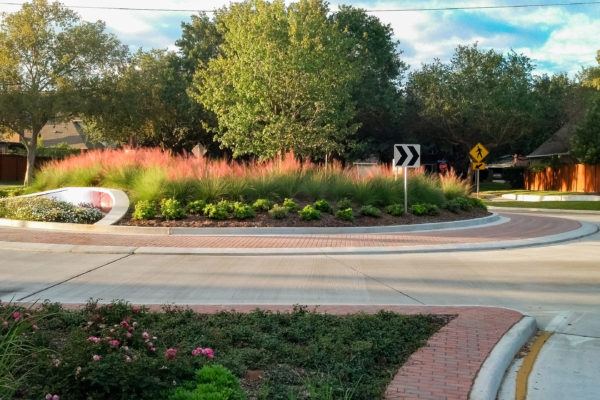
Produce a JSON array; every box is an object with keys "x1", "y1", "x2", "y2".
[
  {"x1": 2, "y1": 321, "x2": 8, "y2": 328},
  {"x1": 141, "y1": 332, "x2": 149, "y2": 340},
  {"x1": 126, "y1": 332, "x2": 132, "y2": 338},
  {"x1": 45, "y1": 394, "x2": 52, "y2": 400},
  {"x1": 88, "y1": 337, "x2": 101, "y2": 344},
  {"x1": 124, "y1": 355, "x2": 132, "y2": 362},
  {"x1": 128, "y1": 326, "x2": 134, "y2": 331},
  {"x1": 202, "y1": 348, "x2": 214, "y2": 359},
  {"x1": 110, "y1": 340, "x2": 120, "y2": 347},
  {"x1": 53, "y1": 395, "x2": 60, "y2": 400},
  {"x1": 149, "y1": 347, "x2": 156, "y2": 352},
  {"x1": 120, "y1": 320, "x2": 129, "y2": 328},
  {"x1": 132, "y1": 306, "x2": 139, "y2": 312},
  {"x1": 92, "y1": 354, "x2": 100, "y2": 361},
  {"x1": 32, "y1": 324, "x2": 39, "y2": 331},
  {"x1": 13, "y1": 312, "x2": 20, "y2": 319},
  {"x1": 165, "y1": 348, "x2": 177, "y2": 360}
]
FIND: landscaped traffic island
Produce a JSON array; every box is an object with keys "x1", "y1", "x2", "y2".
[
  {"x1": 10, "y1": 148, "x2": 487, "y2": 227},
  {"x1": 1, "y1": 301, "x2": 447, "y2": 399}
]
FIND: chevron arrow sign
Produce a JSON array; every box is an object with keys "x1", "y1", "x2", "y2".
[{"x1": 394, "y1": 144, "x2": 420, "y2": 168}]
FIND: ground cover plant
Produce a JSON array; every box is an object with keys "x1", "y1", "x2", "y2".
[
  {"x1": 1, "y1": 301, "x2": 446, "y2": 400},
  {"x1": 0, "y1": 197, "x2": 103, "y2": 224}
]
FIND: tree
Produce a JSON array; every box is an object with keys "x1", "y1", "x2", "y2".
[
  {"x1": 331, "y1": 6, "x2": 407, "y2": 161},
  {"x1": 571, "y1": 92, "x2": 600, "y2": 164},
  {"x1": 0, "y1": 0, "x2": 127, "y2": 185},
  {"x1": 407, "y1": 44, "x2": 536, "y2": 177},
  {"x1": 579, "y1": 50, "x2": 600, "y2": 90},
  {"x1": 194, "y1": 0, "x2": 359, "y2": 161}
]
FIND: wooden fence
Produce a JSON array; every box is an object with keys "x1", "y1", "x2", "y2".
[
  {"x1": 0, "y1": 154, "x2": 49, "y2": 182},
  {"x1": 524, "y1": 164, "x2": 600, "y2": 192}
]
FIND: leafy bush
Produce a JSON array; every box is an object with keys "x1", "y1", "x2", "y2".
[
  {"x1": 282, "y1": 198, "x2": 298, "y2": 212},
  {"x1": 167, "y1": 365, "x2": 247, "y2": 400},
  {"x1": 203, "y1": 203, "x2": 229, "y2": 220},
  {"x1": 468, "y1": 197, "x2": 487, "y2": 210},
  {"x1": 313, "y1": 199, "x2": 333, "y2": 214},
  {"x1": 268, "y1": 205, "x2": 288, "y2": 219},
  {"x1": 217, "y1": 200, "x2": 235, "y2": 213},
  {"x1": 233, "y1": 203, "x2": 255, "y2": 220},
  {"x1": 359, "y1": 205, "x2": 381, "y2": 218},
  {"x1": 0, "y1": 197, "x2": 103, "y2": 223},
  {"x1": 410, "y1": 203, "x2": 439, "y2": 216},
  {"x1": 0, "y1": 187, "x2": 23, "y2": 198},
  {"x1": 186, "y1": 200, "x2": 207, "y2": 215},
  {"x1": 336, "y1": 208, "x2": 354, "y2": 221},
  {"x1": 252, "y1": 198, "x2": 273, "y2": 211},
  {"x1": 336, "y1": 197, "x2": 352, "y2": 210},
  {"x1": 133, "y1": 200, "x2": 157, "y2": 220},
  {"x1": 385, "y1": 203, "x2": 405, "y2": 216},
  {"x1": 298, "y1": 205, "x2": 321, "y2": 221},
  {"x1": 161, "y1": 198, "x2": 187, "y2": 220}
]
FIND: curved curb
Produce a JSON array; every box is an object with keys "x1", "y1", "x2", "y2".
[
  {"x1": 0, "y1": 212, "x2": 501, "y2": 236},
  {"x1": 470, "y1": 316, "x2": 537, "y2": 400},
  {"x1": 488, "y1": 206, "x2": 600, "y2": 215},
  {"x1": 501, "y1": 193, "x2": 600, "y2": 202}
]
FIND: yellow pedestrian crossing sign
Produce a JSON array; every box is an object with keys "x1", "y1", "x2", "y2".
[
  {"x1": 472, "y1": 162, "x2": 486, "y2": 170},
  {"x1": 469, "y1": 143, "x2": 488, "y2": 162}
]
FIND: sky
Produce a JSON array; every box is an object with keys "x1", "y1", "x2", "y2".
[{"x1": 1, "y1": 0, "x2": 599, "y2": 77}]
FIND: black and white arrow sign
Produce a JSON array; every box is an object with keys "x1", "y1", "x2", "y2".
[{"x1": 394, "y1": 144, "x2": 420, "y2": 168}]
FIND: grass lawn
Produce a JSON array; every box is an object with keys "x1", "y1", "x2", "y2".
[
  {"x1": 1, "y1": 301, "x2": 446, "y2": 400},
  {"x1": 486, "y1": 200, "x2": 600, "y2": 211},
  {"x1": 482, "y1": 189, "x2": 599, "y2": 196}
]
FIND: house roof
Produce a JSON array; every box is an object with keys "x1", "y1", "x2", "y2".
[
  {"x1": 527, "y1": 113, "x2": 584, "y2": 159},
  {"x1": 2, "y1": 120, "x2": 103, "y2": 150}
]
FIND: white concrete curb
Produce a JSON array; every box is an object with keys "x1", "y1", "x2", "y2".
[
  {"x1": 501, "y1": 194, "x2": 600, "y2": 202},
  {"x1": 470, "y1": 316, "x2": 537, "y2": 400}
]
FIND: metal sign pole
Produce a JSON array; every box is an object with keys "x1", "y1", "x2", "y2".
[
  {"x1": 476, "y1": 169, "x2": 480, "y2": 199},
  {"x1": 404, "y1": 167, "x2": 408, "y2": 215}
]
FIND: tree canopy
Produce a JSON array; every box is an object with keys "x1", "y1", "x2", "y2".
[
  {"x1": 0, "y1": 0, "x2": 127, "y2": 185},
  {"x1": 571, "y1": 91, "x2": 600, "y2": 164},
  {"x1": 194, "y1": 0, "x2": 360, "y2": 160}
]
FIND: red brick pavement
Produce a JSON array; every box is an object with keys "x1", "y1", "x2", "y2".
[
  {"x1": 41, "y1": 303, "x2": 522, "y2": 400},
  {"x1": 0, "y1": 213, "x2": 581, "y2": 249}
]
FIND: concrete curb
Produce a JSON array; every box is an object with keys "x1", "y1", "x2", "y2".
[
  {"x1": 488, "y1": 206, "x2": 600, "y2": 215},
  {"x1": 0, "y1": 220, "x2": 596, "y2": 255},
  {"x1": 500, "y1": 193, "x2": 600, "y2": 202},
  {"x1": 470, "y1": 316, "x2": 537, "y2": 400}
]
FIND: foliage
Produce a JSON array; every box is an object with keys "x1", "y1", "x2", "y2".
[
  {"x1": 313, "y1": 199, "x2": 333, "y2": 214},
  {"x1": 268, "y1": 205, "x2": 289, "y2": 219},
  {"x1": 571, "y1": 92, "x2": 600, "y2": 165},
  {"x1": 133, "y1": 200, "x2": 158, "y2": 220},
  {"x1": 0, "y1": 186, "x2": 24, "y2": 198},
  {"x1": 359, "y1": 205, "x2": 381, "y2": 218},
  {"x1": 160, "y1": 198, "x2": 187, "y2": 220},
  {"x1": 186, "y1": 200, "x2": 207, "y2": 215},
  {"x1": 384, "y1": 204, "x2": 405, "y2": 216},
  {"x1": 298, "y1": 205, "x2": 321, "y2": 221},
  {"x1": 410, "y1": 203, "x2": 439, "y2": 216},
  {"x1": 0, "y1": 196, "x2": 103, "y2": 223},
  {"x1": 336, "y1": 208, "x2": 354, "y2": 222},
  {"x1": 195, "y1": 0, "x2": 359, "y2": 160},
  {"x1": 445, "y1": 197, "x2": 472, "y2": 213},
  {"x1": 439, "y1": 168, "x2": 470, "y2": 199},
  {"x1": 0, "y1": 0, "x2": 128, "y2": 185},
  {"x1": 168, "y1": 365, "x2": 247, "y2": 400},
  {"x1": 203, "y1": 203, "x2": 229, "y2": 220},
  {"x1": 252, "y1": 199, "x2": 274, "y2": 211},
  {"x1": 282, "y1": 198, "x2": 299, "y2": 212},
  {"x1": 233, "y1": 203, "x2": 255, "y2": 220},
  {"x1": 502, "y1": 166, "x2": 525, "y2": 189},
  {"x1": 4, "y1": 301, "x2": 444, "y2": 400},
  {"x1": 336, "y1": 198, "x2": 353, "y2": 210}
]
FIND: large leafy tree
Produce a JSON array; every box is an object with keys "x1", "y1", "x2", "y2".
[
  {"x1": 332, "y1": 6, "x2": 406, "y2": 161},
  {"x1": 194, "y1": 0, "x2": 359, "y2": 161},
  {"x1": 0, "y1": 0, "x2": 127, "y2": 185},
  {"x1": 407, "y1": 44, "x2": 536, "y2": 176},
  {"x1": 571, "y1": 91, "x2": 600, "y2": 164}
]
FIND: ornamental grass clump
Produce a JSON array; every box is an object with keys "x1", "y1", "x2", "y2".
[
  {"x1": 0, "y1": 197, "x2": 102, "y2": 224},
  {"x1": 439, "y1": 168, "x2": 471, "y2": 200}
]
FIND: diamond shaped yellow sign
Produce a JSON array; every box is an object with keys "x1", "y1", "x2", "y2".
[{"x1": 469, "y1": 143, "x2": 489, "y2": 162}]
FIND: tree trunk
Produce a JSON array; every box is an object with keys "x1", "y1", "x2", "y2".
[{"x1": 22, "y1": 132, "x2": 38, "y2": 186}]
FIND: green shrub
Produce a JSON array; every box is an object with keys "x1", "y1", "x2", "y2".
[
  {"x1": 282, "y1": 198, "x2": 298, "y2": 212},
  {"x1": 203, "y1": 203, "x2": 229, "y2": 220},
  {"x1": 0, "y1": 187, "x2": 23, "y2": 198},
  {"x1": 233, "y1": 203, "x2": 255, "y2": 219},
  {"x1": 410, "y1": 203, "x2": 439, "y2": 216},
  {"x1": 217, "y1": 200, "x2": 235, "y2": 213},
  {"x1": 385, "y1": 203, "x2": 405, "y2": 216},
  {"x1": 168, "y1": 365, "x2": 247, "y2": 400},
  {"x1": 298, "y1": 205, "x2": 321, "y2": 221},
  {"x1": 468, "y1": 197, "x2": 487, "y2": 210},
  {"x1": 186, "y1": 200, "x2": 207, "y2": 215},
  {"x1": 133, "y1": 200, "x2": 157, "y2": 220},
  {"x1": 359, "y1": 205, "x2": 381, "y2": 218},
  {"x1": 160, "y1": 198, "x2": 187, "y2": 220},
  {"x1": 336, "y1": 208, "x2": 354, "y2": 221},
  {"x1": 0, "y1": 197, "x2": 103, "y2": 223},
  {"x1": 252, "y1": 198, "x2": 273, "y2": 211},
  {"x1": 336, "y1": 198, "x2": 352, "y2": 210},
  {"x1": 313, "y1": 199, "x2": 333, "y2": 214},
  {"x1": 268, "y1": 205, "x2": 288, "y2": 219}
]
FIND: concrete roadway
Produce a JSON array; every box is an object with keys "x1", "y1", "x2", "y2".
[{"x1": 1, "y1": 210, "x2": 599, "y2": 399}]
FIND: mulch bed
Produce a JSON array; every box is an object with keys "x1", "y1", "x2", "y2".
[{"x1": 118, "y1": 206, "x2": 490, "y2": 228}]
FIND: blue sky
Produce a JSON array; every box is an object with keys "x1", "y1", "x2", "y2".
[{"x1": 1, "y1": 0, "x2": 599, "y2": 77}]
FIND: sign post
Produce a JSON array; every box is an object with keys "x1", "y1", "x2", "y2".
[
  {"x1": 394, "y1": 144, "x2": 421, "y2": 215},
  {"x1": 469, "y1": 143, "x2": 488, "y2": 198}
]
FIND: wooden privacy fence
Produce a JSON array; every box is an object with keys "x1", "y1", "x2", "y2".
[
  {"x1": 525, "y1": 164, "x2": 600, "y2": 192},
  {"x1": 0, "y1": 154, "x2": 49, "y2": 182}
]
